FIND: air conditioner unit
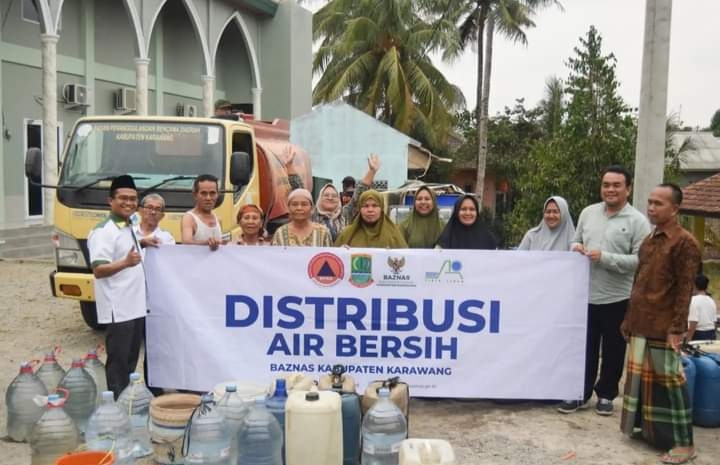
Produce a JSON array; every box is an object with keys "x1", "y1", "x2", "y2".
[
  {"x1": 184, "y1": 104, "x2": 198, "y2": 117},
  {"x1": 115, "y1": 87, "x2": 136, "y2": 111},
  {"x1": 63, "y1": 84, "x2": 88, "y2": 105}
]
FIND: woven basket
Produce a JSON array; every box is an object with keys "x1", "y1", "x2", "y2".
[{"x1": 149, "y1": 394, "x2": 201, "y2": 428}]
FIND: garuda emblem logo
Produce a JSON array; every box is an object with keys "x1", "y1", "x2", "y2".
[{"x1": 387, "y1": 256, "x2": 406, "y2": 274}]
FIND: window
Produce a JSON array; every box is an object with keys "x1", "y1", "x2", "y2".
[{"x1": 21, "y1": 0, "x2": 40, "y2": 24}]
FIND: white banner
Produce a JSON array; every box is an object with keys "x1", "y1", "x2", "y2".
[{"x1": 145, "y1": 246, "x2": 589, "y2": 399}]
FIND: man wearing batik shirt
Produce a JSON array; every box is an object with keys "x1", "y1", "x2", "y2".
[{"x1": 620, "y1": 183, "x2": 701, "y2": 465}]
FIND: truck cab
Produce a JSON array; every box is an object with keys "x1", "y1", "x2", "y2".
[{"x1": 25, "y1": 116, "x2": 311, "y2": 328}]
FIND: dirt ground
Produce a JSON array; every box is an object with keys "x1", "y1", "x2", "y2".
[{"x1": 1, "y1": 260, "x2": 718, "y2": 465}]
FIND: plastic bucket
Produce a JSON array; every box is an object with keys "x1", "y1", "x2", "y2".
[
  {"x1": 54, "y1": 451, "x2": 114, "y2": 465},
  {"x1": 149, "y1": 394, "x2": 201, "y2": 465}
]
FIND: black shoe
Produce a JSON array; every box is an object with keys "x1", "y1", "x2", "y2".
[
  {"x1": 595, "y1": 398, "x2": 614, "y2": 416},
  {"x1": 557, "y1": 399, "x2": 589, "y2": 414}
]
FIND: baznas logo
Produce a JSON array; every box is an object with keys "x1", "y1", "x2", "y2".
[
  {"x1": 425, "y1": 260, "x2": 464, "y2": 283},
  {"x1": 307, "y1": 252, "x2": 344, "y2": 287},
  {"x1": 349, "y1": 253, "x2": 374, "y2": 287}
]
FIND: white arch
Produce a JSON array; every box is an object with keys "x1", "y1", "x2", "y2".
[
  {"x1": 121, "y1": 0, "x2": 148, "y2": 59},
  {"x1": 52, "y1": 0, "x2": 65, "y2": 34},
  {"x1": 35, "y1": 0, "x2": 55, "y2": 35},
  {"x1": 146, "y1": 0, "x2": 212, "y2": 75},
  {"x1": 212, "y1": 12, "x2": 262, "y2": 89}
]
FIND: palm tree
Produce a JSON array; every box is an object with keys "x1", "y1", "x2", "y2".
[
  {"x1": 312, "y1": 0, "x2": 464, "y2": 146},
  {"x1": 441, "y1": 0, "x2": 561, "y2": 202},
  {"x1": 540, "y1": 75, "x2": 564, "y2": 136}
]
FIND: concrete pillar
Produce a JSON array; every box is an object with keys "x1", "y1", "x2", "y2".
[
  {"x1": 252, "y1": 87, "x2": 262, "y2": 119},
  {"x1": 135, "y1": 58, "x2": 151, "y2": 116},
  {"x1": 202, "y1": 75, "x2": 215, "y2": 117},
  {"x1": 633, "y1": 0, "x2": 673, "y2": 209},
  {"x1": 41, "y1": 33, "x2": 59, "y2": 226}
]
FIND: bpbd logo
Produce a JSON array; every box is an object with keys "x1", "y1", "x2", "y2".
[
  {"x1": 307, "y1": 252, "x2": 344, "y2": 287},
  {"x1": 349, "y1": 253, "x2": 373, "y2": 287},
  {"x1": 425, "y1": 260, "x2": 463, "y2": 283}
]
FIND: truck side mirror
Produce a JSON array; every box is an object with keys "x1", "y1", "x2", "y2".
[
  {"x1": 25, "y1": 147, "x2": 42, "y2": 182},
  {"x1": 230, "y1": 151, "x2": 251, "y2": 186}
]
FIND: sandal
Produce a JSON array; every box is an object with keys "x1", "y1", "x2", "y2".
[{"x1": 659, "y1": 449, "x2": 696, "y2": 464}]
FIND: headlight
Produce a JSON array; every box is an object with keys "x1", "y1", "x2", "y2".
[{"x1": 52, "y1": 229, "x2": 88, "y2": 268}]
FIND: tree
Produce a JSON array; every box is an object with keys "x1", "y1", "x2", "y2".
[
  {"x1": 441, "y1": 0, "x2": 561, "y2": 202},
  {"x1": 506, "y1": 26, "x2": 637, "y2": 243},
  {"x1": 312, "y1": 0, "x2": 464, "y2": 146},
  {"x1": 711, "y1": 109, "x2": 720, "y2": 137},
  {"x1": 539, "y1": 75, "x2": 564, "y2": 136}
]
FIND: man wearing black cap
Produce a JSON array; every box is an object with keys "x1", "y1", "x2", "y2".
[{"x1": 88, "y1": 175, "x2": 155, "y2": 397}]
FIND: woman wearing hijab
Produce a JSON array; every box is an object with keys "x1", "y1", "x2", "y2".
[
  {"x1": 399, "y1": 186, "x2": 445, "y2": 248},
  {"x1": 436, "y1": 194, "x2": 497, "y2": 249},
  {"x1": 335, "y1": 190, "x2": 408, "y2": 248},
  {"x1": 517, "y1": 196, "x2": 575, "y2": 251},
  {"x1": 312, "y1": 184, "x2": 345, "y2": 242},
  {"x1": 235, "y1": 204, "x2": 269, "y2": 245},
  {"x1": 272, "y1": 189, "x2": 332, "y2": 247}
]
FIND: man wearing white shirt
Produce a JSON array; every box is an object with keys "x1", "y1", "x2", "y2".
[
  {"x1": 135, "y1": 193, "x2": 176, "y2": 248},
  {"x1": 687, "y1": 274, "x2": 718, "y2": 341},
  {"x1": 88, "y1": 175, "x2": 156, "y2": 398}
]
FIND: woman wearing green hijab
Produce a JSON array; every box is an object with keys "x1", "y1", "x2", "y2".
[
  {"x1": 334, "y1": 190, "x2": 408, "y2": 248},
  {"x1": 399, "y1": 186, "x2": 445, "y2": 248}
]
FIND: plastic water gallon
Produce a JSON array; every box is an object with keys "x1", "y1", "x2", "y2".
[
  {"x1": 362, "y1": 387, "x2": 408, "y2": 465},
  {"x1": 117, "y1": 373, "x2": 154, "y2": 457},
  {"x1": 212, "y1": 380, "x2": 267, "y2": 403},
  {"x1": 29, "y1": 393, "x2": 81, "y2": 465},
  {"x1": 5, "y1": 362, "x2": 48, "y2": 442},
  {"x1": 270, "y1": 373, "x2": 314, "y2": 394},
  {"x1": 84, "y1": 349, "x2": 108, "y2": 404},
  {"x1": 35, "y1": 350, "x2": 66, "y2": 393},
  {"x1": 266, "y1": 378, "x2": 289, "y2": 464},
  {"x1": 183, "y1": 394, "x2": 231, "y2": 465},
  {"x1": 399, "y1": 439, "x2": 456, "y2": 465},
  {"x1": 149, "y1": 393, "x2": 201, "y2": 465},
  {"x1": 216, "y1": 384, "x2": 249, "y2": 464},
  {"x1": 285, "y1": 389, "x2": 342, "y2": 465},
  {"x1": 57, "y1": 358, "x2": 97, "y2": 434},
  {"x1": 681, "y1": 355, "x2": 696, "y2": 409},
  {"x1": 236, "y1": 397, "x2": 283, "y2": 465},
  {"x1": 691, "y1": 353, "x2": 720, "y2": 426},
  {"x1": 85, "y1": 391, "x2": 135, "y2": 465}
]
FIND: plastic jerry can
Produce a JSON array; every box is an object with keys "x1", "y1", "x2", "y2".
[
  {"x1": 399, "y1": 439, "x2": 456, "y2": 465},
  {"x1": 691, "y1": 353, "x2": 720, "y2": 427},
  {"x1": 318, "y1": 364, "x2": 357, "y2": 393},
  {"x1": 681, "y1": 355, "x2": 696, "y2": 410},
  {"x1": 285, "y1": 389, "x2": 342, "y2": 465},
  {"x1": 335, "y1": 389, "x2": 361, "y2": 465}
]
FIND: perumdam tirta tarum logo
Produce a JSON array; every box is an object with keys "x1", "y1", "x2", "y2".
[
  {"x1": 425, "y1": 260, "x2": 464, "y2": 283},
  {"x1": 349, "y1": 253, "x2": 373, "y2": 287}
]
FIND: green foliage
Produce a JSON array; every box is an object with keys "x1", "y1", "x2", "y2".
[
  {"x1": 505, "y1": 26, "x2": 637, "y2": 244},
  {"x1": 312, "y1": 0, "x2": 464, "y2": 147},
  {"x1": 711, "y1": 109, "x2": 720, "y2": 137}
]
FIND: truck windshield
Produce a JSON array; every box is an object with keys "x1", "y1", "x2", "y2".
[{"x1": 58, "y1": 121, "x2": 225, "y2": 210}]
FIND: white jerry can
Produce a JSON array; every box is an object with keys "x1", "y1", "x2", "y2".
[{"x1": 285, "y1": 389, "x2": 343, "y2": 465}]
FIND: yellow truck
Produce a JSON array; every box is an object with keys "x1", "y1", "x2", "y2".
[{"x1": 25, "y1": 116, "x2": 311, "y2": 329}]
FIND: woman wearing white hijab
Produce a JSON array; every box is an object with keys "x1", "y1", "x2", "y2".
[
  {"x1": 518, "y1": 196, "x2": 575, "y2": 251},
  {"x1": 312, "y1": 184, "x2": 345, "y2": 242}
]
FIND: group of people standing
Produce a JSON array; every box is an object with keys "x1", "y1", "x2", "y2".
[{"x1": 88, "y1": 157, "x2": 712, "y2": 465}]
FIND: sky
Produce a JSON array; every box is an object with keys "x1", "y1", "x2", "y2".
[{"x1": 305, "y1": 0, "x2": 719, "y2": 129}]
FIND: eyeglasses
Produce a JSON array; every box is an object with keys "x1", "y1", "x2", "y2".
[
  {"x1": 321, "y1": 194, "x2": 339, "y2": 199},
  {"x1": 141, "y1": 205, "x2": 163, "y2": 213}
]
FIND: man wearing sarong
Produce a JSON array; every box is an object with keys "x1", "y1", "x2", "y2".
[{"x1": 620, "y1": 183, "x2": 701, "y2": 465}]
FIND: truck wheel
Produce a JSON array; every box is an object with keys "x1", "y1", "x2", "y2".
[{"x1": 80, "y1": 302, "x2": 106, "y2": 331}]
